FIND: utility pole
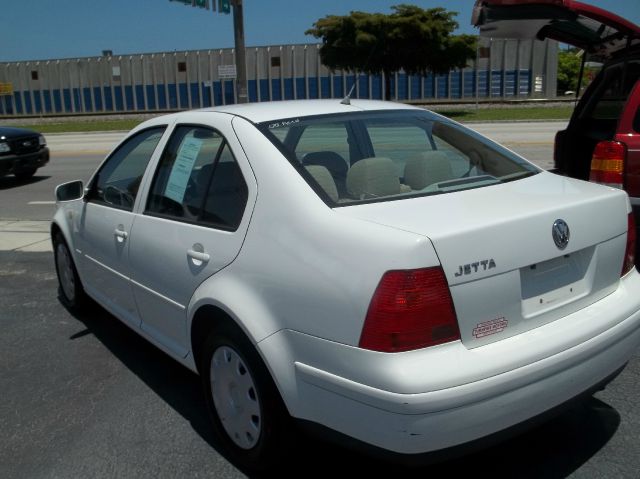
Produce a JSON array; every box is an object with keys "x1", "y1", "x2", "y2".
[
  {"x1": 169, "y1": 0, "x2": 248, "y2": 104},
  {"x1": 232, "y1": 0, "x2": 248, "y2": 103}
]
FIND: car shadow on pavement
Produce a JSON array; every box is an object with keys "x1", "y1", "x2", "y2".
[
  {"x1": 64, "y1": 299, "x2": 621, "y2": 478},
  {"x1": 62, "y1": 300, "x2": 229, "y2": 461},
  {"x1": 0, "y1": 175, "x2": 51, "y2": 190}
]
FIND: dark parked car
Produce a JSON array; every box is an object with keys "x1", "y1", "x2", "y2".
[
  {"x1": 473, "y1": 0, "x2": 640, "y2": 261},
  {"x1": 0, "y1": 126, "x2": 49, "y2": 180}
]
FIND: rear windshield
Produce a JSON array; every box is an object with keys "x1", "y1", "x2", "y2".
[{"x1": 258, "y1": 110, "x2": 539, "y2": 206}]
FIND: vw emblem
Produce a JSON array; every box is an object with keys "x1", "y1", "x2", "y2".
[{"x1": 552, "y1": 219, "x2": 570, "y2": 250}]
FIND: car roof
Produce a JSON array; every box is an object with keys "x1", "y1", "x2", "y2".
[
  {"x1": 132, "y1": 100, "x2": 425, "y2": 134},
  {"x1": 196, "y1": 99, "x2": 420, "y2": 124}
]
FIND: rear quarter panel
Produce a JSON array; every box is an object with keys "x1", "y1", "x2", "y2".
[{"x1": 187, "y1": 116, "x2": 441, "y2": 347}]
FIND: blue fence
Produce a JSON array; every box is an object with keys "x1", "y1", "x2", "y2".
[{"x1": 1, "y1": 70, "x2": 533, "y2": 115}]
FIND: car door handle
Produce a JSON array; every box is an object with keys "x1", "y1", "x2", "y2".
[
  {"x1": 114, "y1": 227, "x2": 128, "y2": 240},
  {"x1": 187, "y1": 248, "x2": 210, "y2": 263}
]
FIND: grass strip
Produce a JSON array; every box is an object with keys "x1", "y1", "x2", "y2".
[
  {"x1": 432, "y1": 106, "x2": 573, "y2": 122},
  {"x1": 9, "y1": 106, "x2": 573, "y2": 133},
  {"x1": 11, "y1": 120, "x2": 141, "y2": 134}
]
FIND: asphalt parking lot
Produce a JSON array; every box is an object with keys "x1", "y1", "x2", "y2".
[
  {"x1": 1, "y1": 250, "x2": 640, "y2": 477},
  {"x1": 0, "y1": 250, "x2": 245, "y2": 478}
]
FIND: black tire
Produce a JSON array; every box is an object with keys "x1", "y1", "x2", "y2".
[
  {"x1": 200, "y1": 321, "x2": 295, "y2": 473},
  {"x1": 14, "y1": 168, "x2": 37, "y2": 181},
  {"x1": 53, "y1": 232, "x2": 87, "y2": 311}
]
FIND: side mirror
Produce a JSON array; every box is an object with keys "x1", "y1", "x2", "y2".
[{"x1": 55, "y1": 180, "x2": 84, "y2": 202}]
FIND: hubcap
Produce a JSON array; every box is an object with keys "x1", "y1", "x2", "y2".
[
  {"x1": 210, "y1": 345, "x2": 261, "y2": 449},
  {"x1": 56, "y1": 242, "x2": 75, "y2": 302}
]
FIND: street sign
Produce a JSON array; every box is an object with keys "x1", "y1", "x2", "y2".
[
  {"x1": 170, "y1": 0, "x2": 208, "y2": 6},
  {"x1": 218, "y1": 64, "x2": 237, "y2": 79},
  {"x1": 219, "y1": 0, "x2": 231, "y2": 14},
  {"x1": 168, "y1": 0, "x2": 231, "y2": 14}
]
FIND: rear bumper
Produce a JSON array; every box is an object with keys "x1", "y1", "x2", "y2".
[
  {"x1": 259, "y1": 271, "x2": 640, "y2": 454},
  {"x1": 0, "y1": 147, "x2": 49, "y2": 176},
  {"x1": 296, "y1": 363, "x2": 626, "y2": 465}
]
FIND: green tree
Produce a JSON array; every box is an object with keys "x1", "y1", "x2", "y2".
[
  {"x1": 557, "y1": 48, "x2": 583, "y2": 94},
  {"x1": 306, "y1": 5, "x2": 476, "y2": 100}
]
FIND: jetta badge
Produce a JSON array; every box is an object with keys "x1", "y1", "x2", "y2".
[{"x1": 552, "y1": 219, "x2": 570, "y2": 250}]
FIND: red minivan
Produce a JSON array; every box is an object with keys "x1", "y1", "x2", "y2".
[{"x1": 473, "y1": 0, "x2": 640, "y2": 261}]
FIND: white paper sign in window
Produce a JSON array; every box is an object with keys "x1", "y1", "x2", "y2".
[{"x1": 164, "y1": 136, "x2": 203, "y2": 204}]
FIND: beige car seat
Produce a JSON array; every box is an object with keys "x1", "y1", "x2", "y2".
[
  {"x1": 305, "y1": 165, "x2": 339, "y2": 202},
  {"x1": 404, "y1": 151, "x2": 453, "y2": 190},
  {"x1": 346, "y1": 157, "x2": 400, "y2": 199}
]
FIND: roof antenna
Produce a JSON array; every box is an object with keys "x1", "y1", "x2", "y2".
[
  {"x1": 340, "y1": 80, "x2": 357, "y2": 105},
  {"x1": 340, "y1": 42, "x2": 378, "y2": 105}
]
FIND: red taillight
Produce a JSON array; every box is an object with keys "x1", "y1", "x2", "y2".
[
  {"x1": 590, "y1": 141, "x2": 626, "y2": 187},
  {"x1": 622, "y1": 212, "x2": 636, "y2": 276},
  {"x1": 359, "y1": 267, "x2": 460, "y2": 353}
]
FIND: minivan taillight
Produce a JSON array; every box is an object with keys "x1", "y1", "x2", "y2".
[
  {"x1": 590, "y1": 141, "x2": 627, "y2": 188},
  {"x1": 622, "y1": 212, "x2": 636, "y2": 276},
  {"x1": 359, "y1": 267, "x2": 460, "y2": 353}
]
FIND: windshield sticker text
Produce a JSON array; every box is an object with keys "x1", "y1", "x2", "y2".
[{"x1": 268, "y1": 118, "x2": 300, "y2": 129}]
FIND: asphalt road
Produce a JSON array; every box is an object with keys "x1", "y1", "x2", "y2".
[
  {"x1": 0, "y1": 153, "x2": 104, "y2": 221},
  {"x1": 1, "y1": 250, "x2": 639, "y2": 478}
]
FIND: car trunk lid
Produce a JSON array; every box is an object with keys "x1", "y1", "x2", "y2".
[
  {"x1": 472, "y1": 0, "x2": 640, "y2": 57},
  {"x1": 339, "y1": 173, "x2": 629, "y2": 348}
]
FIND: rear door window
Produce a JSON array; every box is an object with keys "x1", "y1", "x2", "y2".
[
  {"x1": 200, "y1": 143, "x2": 248, "y2": 230},
  {"x1": 145, "y1": 125, "x2": 248, "y2": 230}
]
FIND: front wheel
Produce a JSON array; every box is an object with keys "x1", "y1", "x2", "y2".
[
  {"x1": 53, "y1": 233, "x2": 87, "y2": 311},
  {"x1": 200, "y1": 322, "x2": 295, "y2": 472}
]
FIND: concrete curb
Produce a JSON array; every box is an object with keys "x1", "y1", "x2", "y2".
[{"x1": 0, "y1": 220, "x2": 52, "y2": 252}]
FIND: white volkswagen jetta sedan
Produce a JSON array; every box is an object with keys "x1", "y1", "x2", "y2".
[{"x1": 52, "y1": 100, "x2": 640, "y2": 471}]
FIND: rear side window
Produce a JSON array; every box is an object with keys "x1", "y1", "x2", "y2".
[
  {"x1": 583, "y1": 61, "x2": 640, "y2": 121},
  {"x1": 90, "y1": 127, "x2": 165, "y2": 211},
  {"x1": 146, "y1": 125, "x2": 248, "y2": 230}
]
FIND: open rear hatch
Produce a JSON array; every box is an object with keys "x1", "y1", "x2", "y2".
[
  {"x1": 473, "y1": 2, "x2": 640, "y2": 194},
  {"x1": 472, "y1": 0, "x2": 640, "y2": 57}
]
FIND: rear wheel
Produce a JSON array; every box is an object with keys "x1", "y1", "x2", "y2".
[
  {"x1": 14, "y1": 168, "x2": 37, "y2": 181},
  {"x1": 53, "y1": 233, "x2": 87, "y2": 311},
  {"x1": 200, "y1": 322, "x2": 295, "y2": 472}
]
